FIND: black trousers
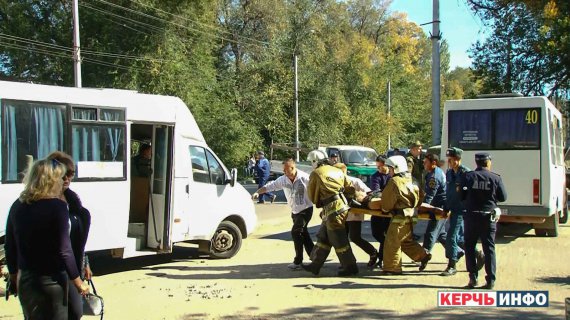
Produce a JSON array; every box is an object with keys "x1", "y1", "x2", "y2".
[
  {"x1": 346, "y1": 221, "x2": 377, "y2": 256},
  {"x1": 68, "y1": 281, "x2": 83, "y2": 320},
  {"x1": 370, "y1": 216, "x2": 391, "y2": 260},
  {"x1": 291, "y1": 207, "x2": 315, "y2": 264},
  {"x1": 464, "y1": 212, "x2": 497, "y2": 283},
  {"x1": 18, "y1": 270, "x2": 69, "y2": 320}
]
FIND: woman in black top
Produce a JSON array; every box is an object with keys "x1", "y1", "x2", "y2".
[
  {"x1": 5, "y1": 158, "x2": 90, "y2": 319},
  {"x1": 48, "y1": 151, "x2": 92, "y2": 320}
]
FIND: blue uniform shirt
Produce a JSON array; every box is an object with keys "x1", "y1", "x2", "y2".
[
  {"x1": 460, "y1": 168, "x2": 507, "y2": 212},
  {"x1": 255, "y1": 157, "x2": 271, "y2": 179},
  {"x1": 423, "y1": 166, "x2": 446, "y2": 208},
  {"x1": 444, "y1": 165, "x2": 470, "y2": 213}
]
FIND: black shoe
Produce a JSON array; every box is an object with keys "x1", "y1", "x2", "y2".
[
  {"x1": 456, "y1": 251, "x2": 465, "y2": 261},
  {"x1": 440, "y1": 267, "x2": 457, "y2": 277},
  {"x1": 367, "y1": 253, "x2": 379, "y2": 268},
  {"x1": 337, "y1": 265, "x2": 359, "y2": 277},
  {"x1": 466, "y1": 278, "x2": 478, "y2": 289},
  {"x1": 301, "y1": 263, "x2": 320, "y2": 275},
  {"x1": 482, "y1": 281, "x2": 495, "y2": 290},
  {"x1": 476, "y1": 250, "x2": 485, "y2": 271},
  {"x1": 419, "y1": 252, "x2": 432, "y2": 271},
  {"x1": 380, "y1": 270, "x2": 403, "y2": 275}
]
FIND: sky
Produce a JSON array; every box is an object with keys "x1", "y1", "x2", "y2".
[{"x1": 389, "y1": 0, "x2": 488, "y2": 69}]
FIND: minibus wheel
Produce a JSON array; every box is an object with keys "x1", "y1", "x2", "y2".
[{"x1": 210, "y1": 221, "x2": 242, "y2": 259}]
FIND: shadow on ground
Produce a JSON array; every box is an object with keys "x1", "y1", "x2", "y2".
[
  {"x1": 181, "y1": 301, "x2": 564, "y2": 320},
  {"x1": 89, "y1": 245, "x2": 202, "y2": 276},
  {"x1": 261, "y1": 220, "x2": 534, "y2": 245},
  {"x1": 535, "y1": 275, "x2": 570, "y2": 286}
]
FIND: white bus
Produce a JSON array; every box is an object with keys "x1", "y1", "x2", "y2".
[
  {"x1": 0, "y1": 81, "x2": 257, "y2": 259},
  {"x1": 442, "y1": 95, "x2": 567, "y2": 237}
]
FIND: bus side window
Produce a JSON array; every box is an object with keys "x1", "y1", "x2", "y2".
[
  {"x1": 189, "y1": 146, "x2": 210, "y2": 183},
  {"x1": 2, "y1": 100, "x2": 66, "y2": 182}
]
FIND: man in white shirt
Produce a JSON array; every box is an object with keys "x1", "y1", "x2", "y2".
[{"x1": 252, "y1": 159, "x2": 315, "y2": 270}]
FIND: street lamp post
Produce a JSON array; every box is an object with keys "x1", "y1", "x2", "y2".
[{"x1": 294, "y1": 53, "x2": 300, "y2": 162}]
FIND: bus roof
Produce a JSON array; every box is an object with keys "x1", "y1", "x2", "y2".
[{"x1": 0, "y1": 80, "x2": 205, "y2": 142}]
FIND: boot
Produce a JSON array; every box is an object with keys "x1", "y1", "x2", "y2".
[
  {"x1": 301, "y1": 246, "x2": 330, "y2": 275},
  {"x1": 336, "y1": 249, "x2": 358, "y2": 277},
  {"x1": 367, "y1": 250, "x2": 379, "y2": 268}
]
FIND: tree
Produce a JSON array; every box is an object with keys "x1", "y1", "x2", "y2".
[{"x1": 467, "y1": 0, "x2": 570, "y2": 97}]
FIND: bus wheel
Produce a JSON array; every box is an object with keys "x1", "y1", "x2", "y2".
[{"x1": 209, "y1": 221, "x2": 242, "y2": 259}]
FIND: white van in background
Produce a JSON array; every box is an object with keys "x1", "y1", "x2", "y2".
[{"x1": 0, "y1": 81, "x2": 257, "y2": 259}]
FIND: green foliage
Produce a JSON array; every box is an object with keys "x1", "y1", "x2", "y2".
[
  {"x1": 467, "y1": 0, "x2": 570, "y2": 97},
  {"x1": 0, "y1": 0, "x2": 474, "y2": 167}
]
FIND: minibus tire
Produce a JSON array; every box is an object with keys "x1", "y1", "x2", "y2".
[{"x1": 210, "y1": 221, "x2": 242, "y2": 259}]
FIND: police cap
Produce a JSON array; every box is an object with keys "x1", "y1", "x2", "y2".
[
  {"x1": 330, "y1": 152, "x2": 339, "y2": 157},
  {"x1": 257, "y1": 150, "x2": 265, "y2": 156},
  {"x1": 375, "y1": 154, "x2": 386, "y2": 163},
  {"x1": 475, "y1": 152, "x2": 491, "y2": 161},
  {"x1": 409, "y1": 140, "x2": 423, "y2": 148},
  {"x1": 446, "y1": 147, "x2": 463, "y2": 159}
]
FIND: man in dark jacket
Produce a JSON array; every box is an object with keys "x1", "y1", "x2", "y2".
[{"x1": 254, "y1": 151, "x2": 276, "y2": 204}]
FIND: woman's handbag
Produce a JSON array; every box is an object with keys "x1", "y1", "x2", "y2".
[{"x1": 83, "y1": 279, "x2": 104, "y2": 319}]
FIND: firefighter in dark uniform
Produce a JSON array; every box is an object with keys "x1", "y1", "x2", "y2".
[
  {"x1": 460, "y1": 152, "x2": 507, "y2": 289},
  {"x1": 301, "y1": 157, "x2": 358, "y2": 276}
]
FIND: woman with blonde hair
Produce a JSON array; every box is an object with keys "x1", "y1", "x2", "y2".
[
  {"x1": 4, "y1": 158, "x2": 89, "y2": 319},
  {"x1": 47, "y1": 151, "x2": 92, "y2": 320}
]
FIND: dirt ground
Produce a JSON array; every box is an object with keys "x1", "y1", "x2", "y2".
[{"x1": 1, "y1": 202, "x2": 569, "y2": 319}]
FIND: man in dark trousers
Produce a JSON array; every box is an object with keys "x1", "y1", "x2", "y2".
[
  {"x1": 461, "y1": 152, "x2": 507, "y2": 289},
  {"x1": 254, "y1": 151, "x2": 276, "y2": 204},
  {"x1": 420, "y1": 153, "x2": 447, "y2": 271}
]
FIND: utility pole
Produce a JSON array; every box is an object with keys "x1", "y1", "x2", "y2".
[
  {"x1": 294, "y1": 53, "x2": 300, "y2": 162},
  {"x1": 387, "y1": 81, "x2": 391, "y2": 150},
  {"x1": 72, "y1": 0, "x2": 82, "y2": 88},
  {"x1": 431, "y1": 0, "x2": 441, "y2": 145}
]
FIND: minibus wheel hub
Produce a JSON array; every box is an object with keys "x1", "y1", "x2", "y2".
[{"x1": 213, "y1": 230, "x2": 234, "y2": 251}]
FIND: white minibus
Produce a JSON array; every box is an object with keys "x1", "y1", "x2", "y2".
[
  {"x1": 0, "y1": 81, "x2": 257, "y2": 259},
  {"x1": 442, "y1": 95, "x2": 567, "y2": 237}
]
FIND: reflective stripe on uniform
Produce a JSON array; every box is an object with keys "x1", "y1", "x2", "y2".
[
  {"x1": 334, "y1": 245, "x2": 351, "y2": 254},
  {"x1": 315, "y1": 242, "x2": 331, "y2": 250}
]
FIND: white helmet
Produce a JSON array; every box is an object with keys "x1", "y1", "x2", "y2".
[
  {"x1": 307, "y1": 150, "x2": 327, "y2": 169},
  {"x1": 385, "y1": 155, "x2": 409, "y2": 174}
]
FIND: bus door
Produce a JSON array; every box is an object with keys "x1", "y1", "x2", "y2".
[{"x1": 147, "y1": 124, "x2": 174, "y2": 252}]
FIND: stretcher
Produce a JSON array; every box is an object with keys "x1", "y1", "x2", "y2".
[{"x1": 349, "y1": 202, "x2": 447, "y2": 220}]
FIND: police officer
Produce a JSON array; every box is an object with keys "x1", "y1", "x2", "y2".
[
  {"x1": 461, "y1": 153, "x2": 507, "y2": 289},
  {"x1": 301, "y1": 155, "x2": 358, "y2": 276},
  {"x1": 406, "y1": 141, "x2": 424, "y2": 186},
  {"x1": 420, "y1": 153, "x2": 447, "y2": 271},
  {"x1": 381, "y1": 155, "x2": 431, "y2": 275}
]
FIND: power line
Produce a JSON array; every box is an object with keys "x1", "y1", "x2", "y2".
[{"x1": 86, "y1": 0, "x2": 291, "y2": 54}]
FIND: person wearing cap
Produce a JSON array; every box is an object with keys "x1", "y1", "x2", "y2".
[
  {"x1": 406, "y1": 141, "x2": 425, "y2": 186},
  {"x1": 380, "y1": 155, "x2": 431, "y2": 275},
  {"x1": 419, "y1": 153, "x2": 447, "y2": 271},
  {"x1": 440, "y1": 148, "x2": 484, "y2": 276},
  {"x1": 369, "y1": 154, "x2": 391, "y2": 268},
  {"x1": 329, "y1": 152, "x2": 339, "y2": 165},
  {"x1": 252, "y1": 159, "x2": 314, "y2": 270},
  {"x1": 460, "y1": 152, "x2": 507, "y2": 289},
  {"x1": 254, "y1": 151, "x2": 276, "y2": 204},
  {"x1": 301, "y1": 158, "x2": 359, "y2": 277}
]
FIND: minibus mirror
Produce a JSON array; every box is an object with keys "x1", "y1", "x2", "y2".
[{"x1": 229, "y1": 168, "x2": 238, "y2": 187}]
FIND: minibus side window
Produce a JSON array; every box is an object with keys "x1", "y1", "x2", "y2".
[
  {"x1": 2, "y1": 100, "x2": 66, "y2": 182},
  {"x1": 189, "y1": 146, "x2": 210, "y2": 183},
  {"x1": 70, "y1": 106, "x2": 125, "y2": 179},
  {"x1": 206, "y1": 151, "x2": 225, "y2": 185}
]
